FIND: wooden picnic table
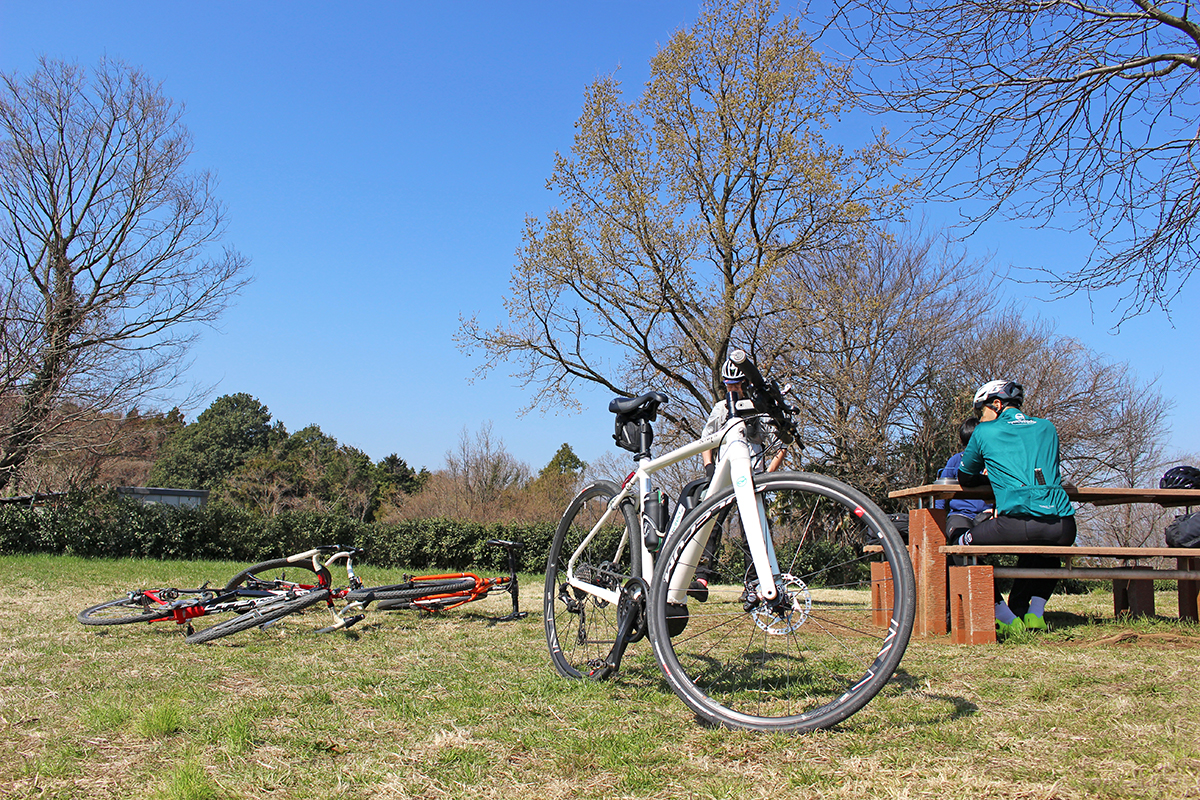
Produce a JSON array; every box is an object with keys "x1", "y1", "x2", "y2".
[{"x1": 887, "y1": 482, "x2": 1200, "y2": 640}]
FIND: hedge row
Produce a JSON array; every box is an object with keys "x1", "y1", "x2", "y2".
[{"x1": 0, "y1": 490, "x2": 556, "y2": 573}]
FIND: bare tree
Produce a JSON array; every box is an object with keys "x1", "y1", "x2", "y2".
[
  {"x1": 823, "y1": 0, "x2": 1200, "y2": 318},
  {"x1": 15, "y1": 406, "x2": 183, "y2": 492},
  {"x1": 459, "y1": 0, "x2": 910, "y2": 440},
  {"x1": 773, "y1": 226, "x2": 994, "y2": 495},
  {"x1": 0, "y1": 57, "x2": 248, "y2": 492},
  {"x1": 382, "y1": 423, "x2": 547, "y2": 524},
  {"x1": 1073, "y1": 387, "x2": 1175, "y2": 546},
  {"x1": 952, "y1": 312, "x2": 1174, "y2": 488},
  {"x1": 444, "y1": 422, "x2": 531, "y2": 512}
]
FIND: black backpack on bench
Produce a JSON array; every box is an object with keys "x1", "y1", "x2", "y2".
[{"x1": 1165, "y1": 513, "x2": 1200, "y2": 548}]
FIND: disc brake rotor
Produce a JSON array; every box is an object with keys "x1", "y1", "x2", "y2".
[{"x1": 750, "y1": 572, "x2": 812, "y2": 635}]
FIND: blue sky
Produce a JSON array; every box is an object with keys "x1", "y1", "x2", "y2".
[{"x1": 3, "y1": 1, "x2": 1197, "y2": 474}]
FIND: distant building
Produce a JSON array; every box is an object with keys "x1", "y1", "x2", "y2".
[
  {"x1": 0, "y1": 492, "x2": 63, "y2": 508},
  {"x1": 116, "y1": 487, "x2": 209, "y2": 508},
  {"x1": 0, "y1": 486, "x2": 209, "y2": 509}
]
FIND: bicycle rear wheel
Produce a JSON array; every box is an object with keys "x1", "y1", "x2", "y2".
[
  {"x1": 346, "y1": 577, "x2": 478, "y2": 606},
  {"x1": 544, "y1": 480, "x2": 639, "y2": 679},
  {"x1": 647, "y1": 471, "x2": 915, "y2": 733},
  {"x1": 78, "y1": 594, "x2": 174, "y2": 625},
  {"x1": 222, "y1": 556, "x2": 328, "y2": 593},
  {"x1": 185, "y1": 589, "x2": 330, "y2": 644}
]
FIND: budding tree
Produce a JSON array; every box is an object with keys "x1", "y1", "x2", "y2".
[{"x1": 460, "y1": 0, "x2": 909, "y2": 438}]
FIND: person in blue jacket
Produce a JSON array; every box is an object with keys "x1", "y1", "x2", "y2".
[
  {"x1": 955, "y1": 380, "x2": 1076, "y2": 638},
  {"x1": 936, "y1": 417, "x2": 993, "y2": 543}
]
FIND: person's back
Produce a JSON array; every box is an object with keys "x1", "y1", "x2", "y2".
[
  {"x1": 936, "y1": 419, "x2": 988, "y2": 512},
  {"x1": 959, "y1": 407, "x2": 1073, "y2": 519},
  {"x1": 936, "y1": 417, "x2": 992, "y2": 541}
]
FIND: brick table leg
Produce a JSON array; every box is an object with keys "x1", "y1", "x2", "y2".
[
  {"x1": 871, "y1": 561, "x2": 894, "y2": 627},
  {"x1": 949, "y1": 565, "x2": 996, "y2": 645},
  {"x1": 1179, "y1": 556, "x2": 1199, "y2": 621},
  {"x1": 1114, "y1": 574, "x2": 1156, "y2": 618},
  {"x1": 908, "y1": 507, "x2": 947, "y2": 636}
]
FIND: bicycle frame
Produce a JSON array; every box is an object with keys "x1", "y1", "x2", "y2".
[
  {"x1": 565, "y1": 412, "x2": 781, "y2": 608},
  {"x1": 316, "y1": 541, "x2": 527, "y2": 630}
]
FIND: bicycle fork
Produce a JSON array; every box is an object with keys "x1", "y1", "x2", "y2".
[{"x1": 666, "y1": 438, "x2": 782, "y2": 605}]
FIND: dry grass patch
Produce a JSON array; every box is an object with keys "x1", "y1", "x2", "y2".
[{"x1": 2, "y1": 555, "x2": 1199, "y2": 799}]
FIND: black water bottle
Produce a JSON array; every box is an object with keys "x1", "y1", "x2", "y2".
[{"x1": 642, "y1": 491, "x2": 669, "y2": 552}]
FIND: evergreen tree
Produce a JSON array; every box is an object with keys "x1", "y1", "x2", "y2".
[{"x1": 147, "y1": 394, "x2": 277, "y2": 490}]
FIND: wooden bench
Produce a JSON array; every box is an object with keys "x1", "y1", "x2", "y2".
[{"x1": 940, "y1": 545, "x2": 1200, "y2": 644}]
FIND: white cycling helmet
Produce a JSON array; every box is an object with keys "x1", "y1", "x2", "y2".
[
  {"x1": 721, "y1": 359, "x2": 745, "y2": 384},
  {"x1": 973, "y1": 379, "x2": 1024, "y2": 410}
]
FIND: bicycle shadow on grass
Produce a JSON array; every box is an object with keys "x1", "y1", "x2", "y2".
[
  {"x1": 454, "y1": 610, "x2": 534, "y2": 628},
  {"x1": 629, "y1": 663, "x2": 978, "y2": 731},
  {"x1": 883, "y1": 667, "x2": 978, "y2": 723}
]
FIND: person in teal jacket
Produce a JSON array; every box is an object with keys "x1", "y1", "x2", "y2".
[{"x1": 955, "y1": 379, "x2": 1076, "y2": 637}]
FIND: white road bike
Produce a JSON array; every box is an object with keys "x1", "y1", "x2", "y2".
[{"x1": 544, "y1": 351, "x2": 916, "y2": 732}]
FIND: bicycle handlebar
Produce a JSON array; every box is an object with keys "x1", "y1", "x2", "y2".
[{"x1": 728, "y1": 349, "x2": 799, "y2": 446}]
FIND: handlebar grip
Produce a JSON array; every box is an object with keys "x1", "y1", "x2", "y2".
[
  {"x1": 729, "y1": 349, "x2": 797, "y2": 446},
  {"x1": 728, "y1": 349, "x2": 766, "y2": 391}
]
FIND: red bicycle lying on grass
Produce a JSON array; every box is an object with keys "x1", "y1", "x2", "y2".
[
  {"x1": 77, "y1": 539, "x2": 528, "y2": 644},
  {"x1": 337, "y1": 539, "x2": 528, "y2": 621},
  {"x1": 77, "y1": 546, "x2": 338, "y2": 641}
]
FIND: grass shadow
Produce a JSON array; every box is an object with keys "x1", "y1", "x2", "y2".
[{"x1": 887, "y1": 667, "x2": 978, "y2": 722}]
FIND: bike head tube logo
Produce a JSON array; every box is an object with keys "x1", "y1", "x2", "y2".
[{"x1": 735, "y1": 475, "x2": 748, "y2": 487}]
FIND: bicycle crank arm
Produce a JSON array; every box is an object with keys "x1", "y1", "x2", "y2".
[
  {"x1": 315, "y1": 614, "x2": 365, "y2": 634},
  {"x1": 588, "y1": 578, "x2": 647, "y2": 680}
]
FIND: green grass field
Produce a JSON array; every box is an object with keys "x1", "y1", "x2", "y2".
[{"x1": 3, "y1": 553, "x2": 1199, "y2": 800}]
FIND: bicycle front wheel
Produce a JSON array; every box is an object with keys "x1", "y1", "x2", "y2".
[
  {"x1": 647, "y1": 471, "x2": 915, "y2": 733},
  {"x1": 544, "y1": 480, "x2": 639, "y2": 679},
  {"x1": 78, "y1": 594, "x2": 174, "y2": 625},
  {"x1": 185, "y1": 589, "x2": 330, "y2": 644},
  {"x1": 222, "y1": 556, "x2": 328, "y2": 593}
]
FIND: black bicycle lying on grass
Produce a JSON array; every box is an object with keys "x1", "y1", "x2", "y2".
[{"x1": 77, "y1": 540, "x2": 528, "y2": 643}]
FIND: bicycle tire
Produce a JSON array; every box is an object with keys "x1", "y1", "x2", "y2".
[
  {"x1": 185, "y1": 588, "x2": 330, "y2": 644},
  {"x1": 78, "y1": 594, "x2": 175, "y2": 626},
  {"x1": 222, "y1": 556, "x2": 329, "y2": 593},
  {"x1": 345, "y1": 577, "x2": 477, "y2": 605},
  {"x1": 544, "y1": 480, "x2": 640, "y2": 679},
  {"x1": 647, "y1": 471, "x2": 915, "y2": 733}
]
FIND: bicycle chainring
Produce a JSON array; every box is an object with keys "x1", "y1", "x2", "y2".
[{"x1": 616, "y1": 578, "x2": 647, "y2": 643}]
